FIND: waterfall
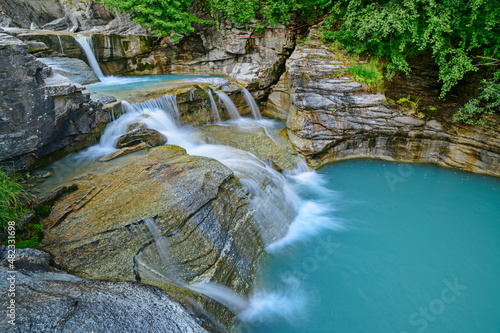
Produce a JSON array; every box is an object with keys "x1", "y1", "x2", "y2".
[
  {"x1": 75, "y1": 88, "x2": 305, "y2": 315},
  {"x1": 57, "y1": 35, "x2": 64, "y2": 55},
  {"x1": 241, "y1": 89, "x2": 262, "y2": 119},
  {"x1": 138, "y1": 217, "x2": 250, "y2": 313},
  {"x1": 208, "y1": 90, "x2": 221, "y2": 123},
  {"x1": 189, "y1": 89, "x2": 195, "y2": 101},
  {"x1": 121, "y1": 94, "x2": 180, "y2": 124},
  {"x1": 75, "y1": 35, "x2": 105, "y2": 80},
  {"x1": 215, "y1": 91, "x2": 240, "y2": 119}
]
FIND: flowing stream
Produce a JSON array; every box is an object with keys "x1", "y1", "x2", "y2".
[{"x1": 60, "y1": 37, "x2": 500, "y2": 332}]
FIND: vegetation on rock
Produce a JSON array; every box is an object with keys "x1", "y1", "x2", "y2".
[
  {"x1": 0, "y1": 168, "x2": 42, "y2": 248},
  {"x1": 96, "y1": 0, "x2": 499, "y2": 123}
]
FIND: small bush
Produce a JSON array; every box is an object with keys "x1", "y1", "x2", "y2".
[
  {"x1": 453, "y1": 71, "x2": 500, "y2": 125},
  {"x1": 346, "y1": 58, "x2": 384, "y2": 91},
  {"x1": 396, "y1": 96, "x2": 418, "y2": 111}
]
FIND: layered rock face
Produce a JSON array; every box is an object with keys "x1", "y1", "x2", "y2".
[
  {"x1": 0, "y1": 247, "x2": 210, "y2": 332},
  {"x1": 0, "y1": 34, "x2": 113, "y2": 169},
  {"x1": 267, "y1": 25, "x2": 500, "y2": 176}
]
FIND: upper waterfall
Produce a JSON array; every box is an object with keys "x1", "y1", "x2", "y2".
[{"x1": 75, "y1": 35, "x2": 105, "y2": 80}]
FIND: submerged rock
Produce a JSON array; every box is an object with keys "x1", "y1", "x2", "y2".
[
  {"x1": 115, "y1": 128, "x2": 167, "y2": 148},
  {"x1": 0, "y1": 247, "x2": 209, "y2": 333}
]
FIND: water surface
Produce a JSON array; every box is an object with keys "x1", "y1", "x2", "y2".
[{"x1": 236, "y1": 160, "x2": 500, "y2": 333}]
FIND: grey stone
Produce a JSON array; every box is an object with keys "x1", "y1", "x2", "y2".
[
  {"x1": 38, "y1": 57, "x2": 100, "y2": 85},
  {"x1": 115, "y1": 128, "x2": 167, "y2": 148},
  {"x1": 41, "y1": 17, "x2": 68, "y2": 31},
  {"x1": 0, "y1": 247, "x2": 208, "y2": 333},
  {"x1": 0, "y1": 34, "x2": 110, "y2": 167}
]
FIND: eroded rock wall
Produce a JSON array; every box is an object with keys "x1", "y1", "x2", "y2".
[{"x1": 267, "y1": 25, "x2": 500, "y2": 176}]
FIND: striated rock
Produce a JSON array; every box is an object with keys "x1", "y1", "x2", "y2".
[
  {"x1": 268, "y1": 24, "x2": 500, "y2": 176},
  {"x1": 38, "y1": 57, "x2": 100, "y2": 85},
  {"x1": 41, "y1": 17, "x2": 68, "y2": 31},
  {"x1": 0, "y1": 247, "x2": 209, "y2": 333},
  {"x1": 115, "y1": 128, "x2": 167, "y2": 148},
  {"x1": 38, "y1": 145, "x2": 293, "y2": 326},
  {"x1": 0, "y1": 34, "x2": 110, "y2": 169}
]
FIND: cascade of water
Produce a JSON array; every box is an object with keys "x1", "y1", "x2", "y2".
[
  {"x1": 189, "y1": 89, "x2": 195, "y2": 101},
  {"x1": 241, "y1": 89, "x2": 262, "y2": 119},
  {"x1": 121, "y1": 95, "x2": 180, "y2": 124},
  {"x1": 207, "y1": 90, "x2": 221, "y2": 123},
  {"x1": 75, "y1": 88, "x2": 311, "y2": 316},
  {"x1": 57, "y1": 35, "x2": 64, "y2": 55},
  {"x1": 215, "y1": 90, "x2": 240, "y2": 119},
  {"x1": 75, "y1": 35, "x2": 105, "y2": 80},
  {"x1": 138, "y1": 217, "x2": 250, "y2": 313}
]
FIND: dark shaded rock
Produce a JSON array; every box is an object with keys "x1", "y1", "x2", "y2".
[
  {"x1": 0, "y1": 247, "x2": 209, "y2": 332},
  {"x1": 0, "y1": 34, "x2": 110, "y2": 169},
  {"x1": 115, "y1": 128, "x2": 167, "y2": 149}
]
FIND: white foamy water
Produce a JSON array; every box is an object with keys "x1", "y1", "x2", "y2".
[{"x1": 71, "y1": 89, "x2": 344, "y2": 324}]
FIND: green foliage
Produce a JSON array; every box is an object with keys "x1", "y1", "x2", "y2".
[
  {"x1": 346, "y1": 58, "x2": 384, "y2": 91},
  {"x1": 0, "y1": 168, "x2": 28, "y2": 226},
  {"x1": 97, "y1": 0, "x2": 210, "y2": 39},
  {"x1": 396, "y1": 96, "x2": 418, "y2": 111},
  {"x1": 323, "y1": 0, "x2": 500, "y2": 98},
  {"x1": 453, "y1": 72, "x2": 500, "y2": 125},
  {"x1": 205, "y1": 0, "x2": 332, "y2": 26}
]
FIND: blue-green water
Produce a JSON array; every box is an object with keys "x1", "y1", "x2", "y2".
[
  {"x1": 86, "y1": 74, "x2": 223, "y2": 102},
  {"x1": 236, "y1": 160, "x2": 500, "y2": 333}
]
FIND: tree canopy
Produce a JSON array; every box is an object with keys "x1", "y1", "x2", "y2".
[{"x1": 97, "y1": 0, "x2": 500, "y2": 124}]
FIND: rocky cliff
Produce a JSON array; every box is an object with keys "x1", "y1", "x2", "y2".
[
  {"x1": 267, "y1": 25, "x2": 500, "y2": 176},
  {"x1": 0, "y1": 33, "x2": 114, "y2": 169}
]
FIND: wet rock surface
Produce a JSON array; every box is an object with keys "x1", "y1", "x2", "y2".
[
  {"x1": 115, "y1": 128, "x2": 167, "y2": 148},
  {"x1": 37, "y1": 145, "x2": 293, "y2": 325},
  {"x1": 37, "y1": 57, "x2": 99, "y2": 85}
]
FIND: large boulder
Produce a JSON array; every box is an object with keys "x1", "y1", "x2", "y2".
[
  {"x1": 267, "y1": 24, "x2": 500, "y2": 176},
  {"x1": 115, "y1": 128, "x2": 167, "y2": 148},
  {"x1": 0, "y1": 247, "x2": 210, "y2": 332},
  {"x1": 38, "y1": 145, "x2": 295, "y2": 326},
  {"x1": 0, "y1": 33, "x2": 112, "y2": 169}
]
